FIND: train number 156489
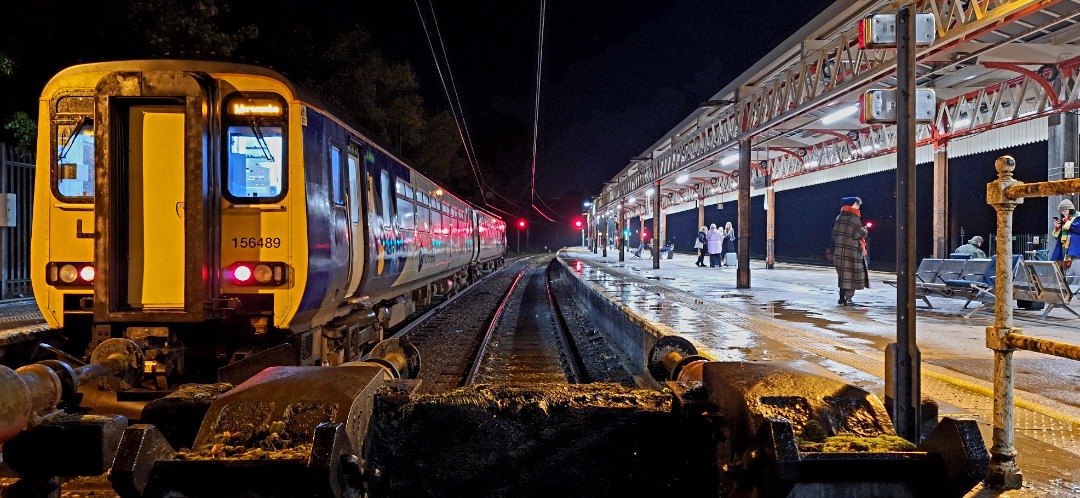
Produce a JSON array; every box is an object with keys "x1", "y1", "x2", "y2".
[{"x1": 232, "y1": 237, "x2": 283, "y2": 248}]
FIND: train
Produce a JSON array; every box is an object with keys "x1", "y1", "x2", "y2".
[{"x1": 31, "y1": 59, "x2": 506, "y2": 394}]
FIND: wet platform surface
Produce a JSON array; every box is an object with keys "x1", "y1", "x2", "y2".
[{"x1": 559, "y1": 247, "x2": 1080, "y2": 497}]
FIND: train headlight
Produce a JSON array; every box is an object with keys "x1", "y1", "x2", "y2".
[
  {"x1": 59, "y1": 264, "x2": 78, "y2": 283},
  {"x1": 227, "y1": 262, "x2": 287, "y2": 286},
  {"x1": 254, "y1": 264, "x2": 273, "y2": 283},
  {"x1": 47, "y1": 262, "x2": 94, "y2": 287}
]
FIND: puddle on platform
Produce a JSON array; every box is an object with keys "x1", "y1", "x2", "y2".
[
  {"x1": 760, "y1": 301, "x2": 844, "y2": 329},
  {"x1": 644, "y1": 276, "x2": 673, "y2": 281}
]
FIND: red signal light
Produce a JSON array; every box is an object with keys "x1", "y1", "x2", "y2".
[
  {"x1": 865, "y1": 221, "x2": 874, "y2": 229},
  {"x1": 234, "y1": 265, "x2": 253, "y2": 282},
  {"x1": 574, "y1": 220, "x2": 582, "y2": 228},
  {"x1": 518, "y1": 220, "x2": 526, "y2": 228}
]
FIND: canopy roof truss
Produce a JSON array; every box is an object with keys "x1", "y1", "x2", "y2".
[{"x1": 596, "y1": 0, "x2": 1080, "y2": 216}]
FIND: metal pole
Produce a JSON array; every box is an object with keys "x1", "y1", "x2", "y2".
[
  {"x1": 602, "y1": 216, "x2": 607, "y2": 257},
  {"x1": 517, "y1": 229, "x2": 521, "y2": 254},
  {"x1": 737, "y1": 139, "x2": 751, "y2": 288},
  {"x1": 653, "y1": 181, "x2": 661, "y2": 269},
  {"x1": 618, "y1": 201, "x2": 625, "y2": 262},
  {"x1": 892, "y1": 5, "x2": 921, "y2": 443},
  {"x1": 766, "y1": 186, "x2": 775, "y2": 269},
  {"x1": 986, "y1": 156, "x2": 1023, "y2": 489}
]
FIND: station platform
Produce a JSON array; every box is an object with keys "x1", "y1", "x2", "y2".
[{"x1": 558, "y1": 246, "x2": 1080, "y2": 497}]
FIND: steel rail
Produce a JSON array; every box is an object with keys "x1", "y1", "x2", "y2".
[
  {"x1": 464, "y1": 268, "x2": 527, "y2": 386},
  {"x1": 545, "y1": 260, "x2": 588, "y2": 384}
]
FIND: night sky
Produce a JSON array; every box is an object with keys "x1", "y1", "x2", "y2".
[{"x1": 359, "y1": 0, "x2": 836, "y2": 208}]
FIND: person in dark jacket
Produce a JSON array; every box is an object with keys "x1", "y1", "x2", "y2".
[
  {"x1": 952, "y1": 236, "x2": 986, "y2": 259},
  {"x1": 694, "y1": 226, "x2": 708, "y2": 266},
  {"x1": 832, "y1": 196, "x2": 869, "y2": 306}
]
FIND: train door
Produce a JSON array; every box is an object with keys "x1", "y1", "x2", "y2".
[
  {"x1": 94, "y1": 71, "x2": 214, "y2": 323},
  {"x1": 126, "y1": 105, "x2": 186, "y2": 308},
  {"x1": 345, "y1": 143, "x2": 365, "y2": 295}
]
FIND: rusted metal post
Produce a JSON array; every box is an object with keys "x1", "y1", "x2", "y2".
[
  {"x1": 933, "y1": 144, "x2": 949, "y2": 258},
  {"x1": 985, "y1": 155, "x2": 1023, "y2": 489},
  {"x1": 892, "y1": 5, "x2": 920, "y2": 443},
  {"x1": 737, "y1": 139, "x2": 751, "y2": 288}
]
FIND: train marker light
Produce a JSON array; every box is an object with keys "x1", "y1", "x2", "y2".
[
  {"x1": 46, "y1": 262, "x2": 94, "y2": 287},
  {"x1": 234, "y1": 265, "x2": 253, "y2": 282},
  {"x1": 227, "y1": 262, "x2": 288, "y2": 286}
]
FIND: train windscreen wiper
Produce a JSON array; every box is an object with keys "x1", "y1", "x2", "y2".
[
  {"x1": 248, "y1": 116, "x2": 275, "y2": 163},
  {"x1": 57, "y1": 116, "x2": 91, "y2": 161}
]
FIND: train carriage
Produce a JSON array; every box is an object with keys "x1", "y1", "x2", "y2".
[{"x1": 31, "y1": 59, "x2": 504, "y2": 392}]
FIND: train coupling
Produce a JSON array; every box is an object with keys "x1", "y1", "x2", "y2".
[
  {"x1": 649, "y1": 337, "x2": 989, "y2": 497},
  {"x1": 108, "y1": 338, "x2": 419, "y2": 497}
]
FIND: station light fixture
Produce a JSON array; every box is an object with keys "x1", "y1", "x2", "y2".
[
  {"x1": 858, "y1": 13, "x2": 936, "y2": 49},
  {"x1": 860, "y1": 89, "x2": 936, "y2": 124},
  {"x1": 821, "y1": 104, "x2": 859, "y2": 124},
  {"x1": 676, "y1": 174, "x2": 689, "y2": 184},
  {"x1": 720, "y1": 154, "x2": 740, "y2": 166}
]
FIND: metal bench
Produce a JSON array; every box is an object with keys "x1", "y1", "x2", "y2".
[{"x1": 1014, "y1": 260, "x2": 1078, "y2": 319}]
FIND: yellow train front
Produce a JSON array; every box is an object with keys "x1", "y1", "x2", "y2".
[{"x1": 31, "y1": 60, "x2": 505, "y2": 393}]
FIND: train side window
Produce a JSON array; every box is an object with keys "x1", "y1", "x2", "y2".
[
  {"x1": 380, "y1": 171, "x2": 391, "y2": 229},
  {"x1": 54, "y1": 115, "x2": 95, "y2": 199},
  {"x1": 396, "y1": 195, "x2": 415, "y2": 230},
  {"x1": 416, "y1": 192, "x2": 429, "y2": 232},
  {"x1": 330, "y1": 143, "x2": 344, "y2": 206},
  {"x1": 347, "y1": 147, "x2": 360, "y2": 221}
]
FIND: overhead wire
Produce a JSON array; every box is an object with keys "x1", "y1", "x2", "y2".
[
  {"x1": 415, "y1": 0, "x2": 532, "y2": 222},
  {"x1": 529, "y1": 0, "x2": 547, "y2": 207}
]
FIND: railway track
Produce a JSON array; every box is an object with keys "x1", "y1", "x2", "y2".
[{"x1": 465, "y1": 259, "x2": 587, "y2": 385}]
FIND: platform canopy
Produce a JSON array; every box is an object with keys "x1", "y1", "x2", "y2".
[{"x1": 595, "y1": 0, "x2": 1080, "y2": 217}]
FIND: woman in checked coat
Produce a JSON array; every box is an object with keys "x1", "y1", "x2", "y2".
[{"x1": 832, "y1": 196, "x2": 869, "y2": 305}]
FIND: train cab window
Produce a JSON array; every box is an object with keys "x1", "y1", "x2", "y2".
[
  {"x1": 54, "y1": 115, "x2": 95, "y2": 199},
  {"x1": 223, "y1": 95, "x2": 286, "y2": 203}
]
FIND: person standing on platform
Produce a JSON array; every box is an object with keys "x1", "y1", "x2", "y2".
[
  {"x1": 720, "y1": 222, "x2": 735, "y2": 267},
  {"x1": 706, "y1": 224, "x2": 722, "y2": 267},
  {"x1": 1051, "y1": 198, "x2": 1080, "y2": 278},
  {"x1": 953, "y1": 236, "x2": 987, "y2": 259},
  {"x1": 694, "y1": 226, "x2": 708, "y2": 267},
  {"x1": 832, "y1": 196, "x2": 869, "y2": 306}
]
